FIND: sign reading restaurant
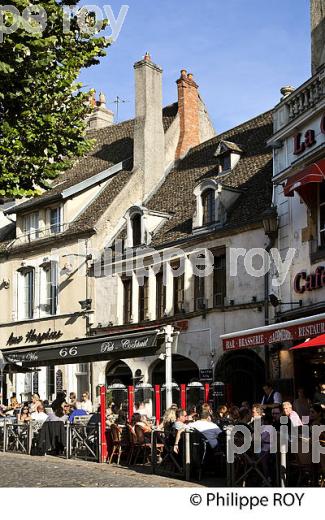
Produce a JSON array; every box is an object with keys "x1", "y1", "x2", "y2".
[{"x1": 223, "y1": 317, "x2": 325, "y2": 351}]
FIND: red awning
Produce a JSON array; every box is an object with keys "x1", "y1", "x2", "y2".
[
  {"x1": 284, "y1": 159, "x2": 325, "y2": 205},
  {"x1": 289, "y1": 333, "x2": 325, "y2": 351}
]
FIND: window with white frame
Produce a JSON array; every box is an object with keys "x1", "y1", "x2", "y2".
[
  {"x1": 23, "y1": 212, "x2": 39, "y2": 241},
  {"x1": 19, "y1": 267, "x2": 35, "y2": 319},
  {"x1": 40, "y1": 261, "x2": 58, "y2": 316},
  {"x1": 49, "y1": 207, "x2": 61, "y2": 234},
  {"x1": 319, "y1": 182, "x2": 325, "y2": 247}
]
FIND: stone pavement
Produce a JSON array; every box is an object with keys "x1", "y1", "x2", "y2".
[{"x1": 0, "y1": 452, "x2": 211, "y2": 487}]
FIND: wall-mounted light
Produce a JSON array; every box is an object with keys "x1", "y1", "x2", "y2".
[
  {"x1": 0, "y1": 279, "x2": 10, "y2": 290},
  {"x1": 78, "y1": 298, "x2": 92, "y2": 311}
]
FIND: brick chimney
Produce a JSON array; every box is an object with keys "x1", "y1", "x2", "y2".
[
  {"x1": 311, "y1": 0, "x2": 325, "y2": 74},
  {"x1": 134, "y1": 53, "x2": 165, "y2": 198},
  {"x1": 175, "y1": 70, "x2": 200, "y2": 160}
]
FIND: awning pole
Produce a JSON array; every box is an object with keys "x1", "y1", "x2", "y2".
[{"x1": 164, "y1": 325, "x2": 174, "y2": 410}]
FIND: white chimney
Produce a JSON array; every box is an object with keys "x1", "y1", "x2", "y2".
[
  {"x1": 134, "y1": 53, "x2": 165, "y2": 199},
  {"x1": 87, "y1": 91, "x2": 114, "y2": 130}
]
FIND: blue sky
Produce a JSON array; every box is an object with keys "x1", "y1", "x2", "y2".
[{"x1": 79, "y1": 0, "x2": 311, "y2": 132}]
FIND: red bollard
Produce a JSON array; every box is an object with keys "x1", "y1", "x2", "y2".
[
  {"x1": 154, "y1": 385, "x2": 161, "y2": 426},
  {"x1": 180, "y1": 384, "x2": 186, "y2": 410},
  {"x1": 204, "y1": 383, "x2": 210, "y2": 403},
  {"x1": 100, "y1": 386, "x2": 107, "y2": 463},
  {"x1": 128, "y1": 385, "x2": 134, "y2": 422}
]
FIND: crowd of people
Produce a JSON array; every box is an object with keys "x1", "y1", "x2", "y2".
[
  {"x1": 0, "y1": 390, "x2": 94, "y2": 424},
  {"x1": 1, "y1": 381, "x2": 325, "y2": 483}
]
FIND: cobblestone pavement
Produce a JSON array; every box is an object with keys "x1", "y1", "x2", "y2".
[{"x1": 0, "y1": 452, "x2": 212, "y2": 487}]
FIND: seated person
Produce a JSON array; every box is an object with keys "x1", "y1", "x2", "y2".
[
  {"x1": 190, "y1": 410, "x2": 221, "y2": 450},
  {"x1": 31, "y1": 404, "x2": 48, "y2": 422},
  {"x1": 68, "y1": 403, "x2": 88, "y2": 423},
  {"x1": 132, "y1": 412, "x2": 152, "y2": 441},
  {"x1": 19, "y1": 405, "x2": 32, "y2": 423},
  {"x1": 173, "y1": 408, "x2": 189, "y2": 431}
]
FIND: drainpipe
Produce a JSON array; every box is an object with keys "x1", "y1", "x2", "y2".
[{"x1": 262, "y1": 206, "x2": 279, "y2": 381}]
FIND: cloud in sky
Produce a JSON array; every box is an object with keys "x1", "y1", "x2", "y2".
[{"x1": 78, "y1": 0, "x2": 311, "y2": 132}]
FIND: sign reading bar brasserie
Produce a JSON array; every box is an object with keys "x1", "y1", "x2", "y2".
[
  {"x1": 223, "y1": 317, "x2": 325, "y2": 351},
  {"x1": 3, "y1": 331, "x2": 159, "y2": 365}
]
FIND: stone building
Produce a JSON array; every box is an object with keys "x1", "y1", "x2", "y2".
[
  {"x1": 222, "y1": 1, "x2": 325, "y2": 400},
  {"x1": 0, "y1": 53, "x2": 274, "y2": 407}
]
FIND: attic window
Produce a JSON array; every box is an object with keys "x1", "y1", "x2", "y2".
[
  {"x1": 132, "y1": 213, "x2": 142, "y2": 247},
  {"x1": 201, "y1": 189, "x2": 216, "y2": 225},
  {"x1": 219, "y1": 154, "x2": 231, "y2": 173}
]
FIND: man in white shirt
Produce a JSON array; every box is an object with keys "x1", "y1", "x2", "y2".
[
  {"x1": 31, "y1": 404, "x2": 48, "y2": 422},
  {"x1": 191, "y1": 410, "x2": 221, "y2": 449}
]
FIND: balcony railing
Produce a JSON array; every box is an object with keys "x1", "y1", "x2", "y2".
[
  {"x1": 14, "y1": 222, "x2": 69, "y2": 245},
  {"x1": 275, "y1": 66, "x2": 325, "y2": 132}
]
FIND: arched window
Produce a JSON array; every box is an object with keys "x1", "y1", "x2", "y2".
[
  {"x1": 131, "y1": 213, "x2": 142, "y2": 246},
  {"x1": 201, "y1": 188, "x2": 215, "y2": 225}
]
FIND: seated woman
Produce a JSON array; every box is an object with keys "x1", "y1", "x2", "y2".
[
  {"x1": 19, "y1": 406, "x2": 32, "y2": 423},
  {"x1": 132, "y1": 412, "x2": 152, "y2": 442}
]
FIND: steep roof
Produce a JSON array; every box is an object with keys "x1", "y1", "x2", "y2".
[
  {"x1": 6, "y1": 103, "x2": 179, "y2": 217},
  {"x1": 146, "y1": 109, "x2": 273, "y2": 246}
]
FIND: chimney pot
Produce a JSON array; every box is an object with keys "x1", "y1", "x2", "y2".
[
  {"x1": 99, "y1": 92, "x2": 106, "y2": 106},
  {"x1": 187, "y1": 73, "x2": 193, "y2": 80},
  {"x1": 180, "y1": 69, "x2": 187, "y2": 78},
  {"x1": 144, "y1": 51, "x2": 151, "y2": 62}
]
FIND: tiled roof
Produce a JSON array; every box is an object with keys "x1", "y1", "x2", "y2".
[
  {"x1": 147, "y1": 110, "x2": 273, "y2": 246},
  {"x1": 6, "y1": 103, "x2": 179, "y2": 217}
]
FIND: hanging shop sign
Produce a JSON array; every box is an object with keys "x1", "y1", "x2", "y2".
[
  {"x1": 222, "y1": 316, "x2": 325, "y2": 351},
  {"x1": 2, "y1": 330, "x2": 160, "y2": 365}
]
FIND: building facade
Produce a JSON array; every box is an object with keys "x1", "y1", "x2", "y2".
[
  {"x1": 0, "y1": 53, "x2": 274, "y2": 409},
  {"x1": 221, "y1": 1, "x2": 325, "y2": 401}
]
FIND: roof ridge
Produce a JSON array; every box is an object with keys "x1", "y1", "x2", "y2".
[{"x1": 180, "y1": 108, "x2": 273, "y2": 157}]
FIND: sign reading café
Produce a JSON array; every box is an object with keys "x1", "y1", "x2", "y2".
[{"x1": 223, "y1": 317, "x2": 325, "y2": 351}]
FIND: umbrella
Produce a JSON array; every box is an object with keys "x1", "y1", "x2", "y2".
[{"x1": 289, "y1": 333, "x2": 325, "y2": 350}]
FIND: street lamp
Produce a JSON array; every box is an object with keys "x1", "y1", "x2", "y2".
[{"x1": 262, "y1": 207, "x2": 278, "y2": 241}]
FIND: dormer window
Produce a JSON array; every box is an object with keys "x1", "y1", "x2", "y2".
[
  {"x1": 201, "y1": 188, "x2": 216, "y2": 225},
  {"x1": 131, "y1": 213, "x2": 142, "y2": 247},
  {"x1": 214, "y1": 140, "x2": 242, "y2": 174},
  {"x1": 218, "y1": 154, "x2": 231, "y2": 173},
  {"x1": 193, "y1": 180, "x2": 242, "y2": 231}
]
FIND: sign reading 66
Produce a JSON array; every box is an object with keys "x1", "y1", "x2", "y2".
[{"x1": 59, "y1": 346, "x2": 78, "y2": 358}]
